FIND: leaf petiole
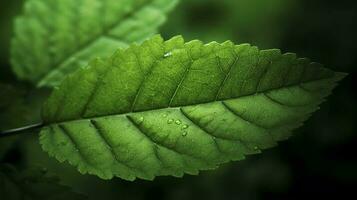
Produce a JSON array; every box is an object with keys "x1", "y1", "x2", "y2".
[{"x1": 0, "y1": 122, "x2": 44, "y2": 138}]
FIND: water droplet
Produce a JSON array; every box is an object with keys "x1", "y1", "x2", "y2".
[
  {"x1": 167, "y1": 119, "x2": 174, "y2": 124},
  {"x1": 138, "y1": 116, "x2": 144, "y2": 123},
  {"x1": 175, "y1": 119, "x2": 182, "y2": 125},
  {"x1": 164, "y1": 52, "x2": 172, "y2": 58},
  {"x1": 181, "y1": 124, "x2": 189, "y2": 130},
  {"x1": 162, "y1": 113, "x2": 168, "y2": 118},
  {"x1": 254, "y1": 146, "x2": 259, "y2": 150},
  {"x1": 182, "y1": 131, "x2": 188, "y2": 136}
]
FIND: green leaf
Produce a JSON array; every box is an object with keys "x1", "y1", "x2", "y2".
[
  {"x1": 11, "y1": 0, "x2": 178, "y2": 87},
  {"x1": 0, "y1": 164, "x2": 87, "y2": 200},
  {"x1": 39, "y1": 35, "x2": 346, "y2": 180}
]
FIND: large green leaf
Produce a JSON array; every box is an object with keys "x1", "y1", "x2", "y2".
[
  {"x1": 39, "y1": 35, "x2": 345, "y2": 180},
  {"x1": 0, "y1": 164, "x2": 86, "y2": 200},
  {"x1": 11, "y1": 0, "x2": 178, "y2": 87}
]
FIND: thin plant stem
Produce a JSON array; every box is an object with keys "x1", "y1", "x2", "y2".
[{"x1": 0, "y1": 122, "x2": 44, "y2": 138}]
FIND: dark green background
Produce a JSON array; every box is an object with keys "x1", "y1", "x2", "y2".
[{"x1": 1, "y1": 0, "x2": 356, "y2": 199}]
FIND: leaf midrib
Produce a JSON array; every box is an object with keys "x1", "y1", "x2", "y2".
[
  {"x1": 38, "y1": 0, "x2": 156, "y2": 83},
  {"x1": 44, "y1": 76, "x2": 334, "y2": 126}
]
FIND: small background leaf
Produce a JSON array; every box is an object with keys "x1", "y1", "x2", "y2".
[{"x1": 11, "y1": 0, "x2": 178, "y2": 87}]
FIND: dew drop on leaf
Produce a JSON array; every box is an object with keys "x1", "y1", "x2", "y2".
[
  {"x1": 167, "y1": 119, "x2": 174, "y2": 124},
  {"x1": 181, "y1": 124, "x2": 189, "y2": 130},
  {"x1": 138, "y1": 116, "x2": 144, "y2": 123},
  {"x1": 164, "y1": 52, "x2": 172, "y2": 58},
  {"x1": 182, "y1": 131, "x2": 188, "y2": 136},
  {"x1": 175, "y1": 119, "x2": 182, "y2": 125}
]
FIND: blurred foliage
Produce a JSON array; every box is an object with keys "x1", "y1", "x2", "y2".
[
  {"x1": 0, "y1": 164, "x2": 86, "y2": 200},
  {"x1": 0, "y1": 0, "x2": 24, "y2": 83},
  {"x1": 161, "y1": 0, "x2": 299, "y2": 48},
  {"x1": 0, "y1": 83, "x2": 49, "y2": 161},
  {"x1": 0, "y1": 83, "x2": 48, "y2": 130},
  {"x1": 0, "y1": 0, "x2": 356, "y2": 199}
]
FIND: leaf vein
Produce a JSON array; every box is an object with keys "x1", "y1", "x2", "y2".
[
  {"x1": 263, "y1": 93, "x2": 309, "y2": 107},
  {"x1": 215, "y1": 52, "x2": 240, "y2": 101},
  {"x1": 130, "y1": 48, "x2": 165, "y2": 112},
  {"x1": 168, "y1": 60, "x2": 192, "y2": 107},
  {"x1": 221, "y1": 101, "x2": 268, "y2": 130},
  {"x1": 57, "y1": 124, "x2": 94, "y2": 167},
  {"x1": 180, "y1": 108, "x2": 251, "y2": 153},
  {"x1": 126, "y1": 115, "x2": 205, "y2": 162},
  {"x1": 89, "y1": 119, "x2": 138, "y2": 172}
]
